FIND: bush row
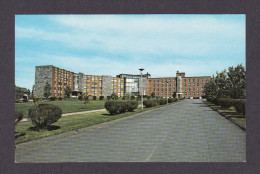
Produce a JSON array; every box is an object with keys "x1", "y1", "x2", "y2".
[
  {"x1": 104, "y1": 100, "x2": 139, "y2": 115},
  {"x1": 143, "y1": 98, "x2": 178, "y2": 108},
  {"x1": 207, "y1": 97, "x2": 245, "y2": 115}
]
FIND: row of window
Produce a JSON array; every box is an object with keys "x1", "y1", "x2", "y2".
[
  {"x1": 148, "y1": 79, "x2": 175, "y2": 83},
  {"x1": 148, "y1": 78, "x2": 209, "y2": 83},
  {"x1": 184, "y1": 79, "x2": 208, "y2": 82},
  {"x1": 184, "y1": 83, "x2": 204, "y2": 87}
]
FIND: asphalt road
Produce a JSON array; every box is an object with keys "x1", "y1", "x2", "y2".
[{"x1": 15, "y1": 99, "x2": 245, "y2": 162}]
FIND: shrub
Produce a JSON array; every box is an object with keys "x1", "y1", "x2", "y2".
[
  {"x1": 218, "y1": 98, "x2": 233, "y2": 109},
  {"x1": 50, "y1": 97, "x2": 56, "y2": 101},
  {"x1": 28, "y1": 104, "x2": 62, "y2": 129},
  {"x1": 99, "y1": 96, "x2": 104, "y2": 100},
  {"x1": 104, "y1": 101, "x2": 121, "y2": 115},
  {"x1": 211, "y1": 98, "x2": 219, "y2": 105},
  {"x1": 126, "y1": 101, "x2": 138, "y2": 111},
  {"x1": 131, "y1": 96, "x2": 135, "y2": 100},
  {"x1": 59, "y1": 97, "x2": 62, "y2": 101},
  {"x1": 111, "y1": 93, "x2": 118, "y2": 100},
  {"x1": 78, "y1": 95, "x2": 82, "y2": 100},
  {"x1": 33, "y1": 97, "x2": 39, "y2": 102},
  {"x1": 107, "y1": 96, "x2": 111, "y2": 100},
  {"x1": 93, "y1": 96, "x2": 97, "y2": 100},
  {"x1": 23, "y1": 98, "x2": 28, "y2": 102},
  {"x1": 15, "y1": 111, "x2": 24, "y2": 125},
  {"x1": 233, "y1": 99, "x2": 245, "y2": 115},
  {"x1": 168, "y1": 98, "x2": 177, "y2": 103},
  {"x1": 158, "y1": 98, "x2": 167, "y2": 105},
  {"x1": 143, "y1": 95, "x2": 148, "y2": 98},
  {"x1": 119, "y1": 101, "x2": 128, "y2": 113},
  {"x1": 143, "y1": 99, "x2": 157, "y2": 108}
]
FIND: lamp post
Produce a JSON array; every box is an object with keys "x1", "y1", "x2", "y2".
[
  {"x1": 139, "y1": 68, "x2": 144, "y2": 110},
  {"x1": 167, "y1": 81, "x2": 169, "y2": 104}
]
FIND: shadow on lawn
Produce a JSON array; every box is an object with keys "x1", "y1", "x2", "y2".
[
  {"x1": 101, "y1": 111, "x2": 137, "y2": 116},
  {"x1": 27, "y1": 125, "x2": 61, "y2": 131},
  {"x1": 15, "y1": 132, "x2": 26, "y2": 139}
]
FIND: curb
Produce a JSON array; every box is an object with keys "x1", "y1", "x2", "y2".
[{"x1": 202, "y1": 100, "x2": 246, "y2": 131}]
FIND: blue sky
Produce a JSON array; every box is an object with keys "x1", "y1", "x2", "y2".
[{"x1": 15, "y1": 14, "x2": 245, "y2": 90}]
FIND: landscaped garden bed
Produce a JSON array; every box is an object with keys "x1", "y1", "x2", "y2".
[{"x1": 203, "y1": 100, "x2": 246, "y2": 131}]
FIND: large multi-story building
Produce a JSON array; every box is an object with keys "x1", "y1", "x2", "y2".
[
  {"x1": 35, "y1": 65, "x2": 74, "y2": 98},
  {"x1": 35, "y1": 65, "x2": 210, "y2": 98},
  {"x1": 146, "y1": 71, "x2": 211, "y2": 98},
  {"x1": 35, "y1": 65, "x2": 124, "y2": 98}
]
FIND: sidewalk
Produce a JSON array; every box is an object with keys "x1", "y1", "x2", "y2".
[{"x1": 21, "y1": 104, "x2": 142, "y2": 122}]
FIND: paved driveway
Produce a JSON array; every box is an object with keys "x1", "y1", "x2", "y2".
[{"x1": 15, "y1": 99, "x2": 245, "y2": 162}]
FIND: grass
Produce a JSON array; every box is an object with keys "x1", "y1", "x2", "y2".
[
  {"x1": 203, "y1": 100, "x2": 246, "y2": 129},
  {"x1": 15, "y1": 102, "x2": 173, "y2": 145},
  {"x1": 15, "y1": 97, "x2": 149, "y2": 118}
]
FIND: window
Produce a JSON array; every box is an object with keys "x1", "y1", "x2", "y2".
[
  {"x1": 169, "y1": 88, "x2": 171, "y2": 91},
  {"x1": 193, "y1": 79, "x2": 195, "y2": 82},
  {"x1": 197, "y1": 79, "x2": 199, "y2": 82},
  {"x1": 184, "y1": 83, "x2": 186, "y2": 86},
  {"x1": 188, "y1": 79, "x2": 190, "y2": 82},
  {"x1": 184, "y1": 79, "x2": 186, "y2": 82},
  {"x1": 154, "y1": 89, "x2": 156, "y2": 91},
  {"x1": 193, "y1": 83, "x2": 195, "y2": 86},
  {"x1": 201, "y1": 79, "x2": 203, "y2": 82},
  {"x1": 197, "y1": 83, "x2": 199, "y2": 86}
]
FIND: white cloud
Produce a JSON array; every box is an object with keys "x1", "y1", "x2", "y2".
[{"x1": 15, "y1": 15, "x2": 245, "y2": 58}]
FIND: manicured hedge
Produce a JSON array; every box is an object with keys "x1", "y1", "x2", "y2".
[
  {"x1": 218, "y1": 98, "x2": 233, "y2": 109},
  {"x1": 168, "y1": 98, "x2": 178, "y2": 103},
  {"x1": 143, "y1": 99, "x2": 157, "y2": 108},
  {"x1": 104, "y1": 100, "x2": 139, "y2": 115},
  {"x1": 28, "y1": 104, "x2": 62, "y2": 129},
  {"x1": 93, "y1": 96, "x2": 97, "y2": 100},
  {"x1": 233, "y1": 99, "x2": 245, "y2": 115},
  {"x1": 59, "y1": 97, "x2": 62, "y2": 101},
  {"x1": 126, "y1": 100, "x2": 138, "y2": 111},
  {"x1": 107, "y1": 96, "x2": 111, "y2": 100},
  {"x1": 131, "y1": 96, "x2": 135, "y2": 100},
  {"x1": 99, "y1": 96, "x2": 104, "y2": 100}
]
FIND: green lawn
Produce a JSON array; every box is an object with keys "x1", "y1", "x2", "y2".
[
  {"x1": 204, "y1": 100, "x2": 246, "y2": 129},
  {"x1": 15, "y1": 97, "x2": 150, "y2": 118},
  {"x1": 15, "y1": 103, "x2": 171, "y2": 145},
  {"x1": 15, "y1": 98, "x2": 107, "y2": 118}
]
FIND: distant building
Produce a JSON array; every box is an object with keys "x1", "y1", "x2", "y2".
[
  {"x1": 34, "y1": 65, "x2": 210, "y2": 98},
  {"x1": 117, "y1": 73, "x2": 151, "y2": 96},
  {"x1": 146, "y1": 71, "x2": 211, "y2": 98}
]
